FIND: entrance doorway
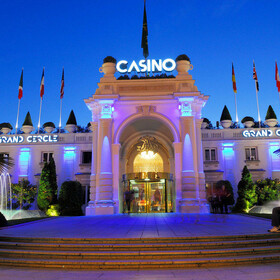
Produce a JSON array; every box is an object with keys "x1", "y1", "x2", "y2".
[{"x1": 122, "y1": 173, "x2": 174, "y2": 213}]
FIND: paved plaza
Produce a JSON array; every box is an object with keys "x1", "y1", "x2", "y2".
[
  {"x1": 0, "y1": 213, "x2": 279, "y2": 280},
  {"x1": 0, "y1": 213, "x2": 273, "y2": 239}
]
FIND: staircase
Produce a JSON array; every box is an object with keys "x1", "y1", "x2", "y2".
[{"x1": 0, "y1": 234, "x2": 279, "y2": 269}]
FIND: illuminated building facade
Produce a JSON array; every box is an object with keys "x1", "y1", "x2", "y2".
[{"x1": 1, "y1": 58, "x2": 280, "y2": 215}]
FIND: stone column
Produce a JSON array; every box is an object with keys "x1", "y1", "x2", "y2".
[
  {"x1": 86, "y1": 121, "x2": 98, "y2": 215},
  {"x1": 95, "y1": 118, "x2": 114, "y2": 215},
  {"x1": 194, "y1": 118, "x2": 209, "y2": 213},
  {"x1": 112, "y1": 143, "x2": 121, "y2": 214},
  {"x1": 179, "y1": 116, "x2": 209, "y2": 213},
  {"x1": 173, "y1": 142, "x2": 182, "y2": 213}
]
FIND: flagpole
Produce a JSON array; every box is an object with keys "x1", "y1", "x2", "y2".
[
  {"x1": 234, "y1": 92, "x2": 238, "y2": 124},
  {"x1": 255, "y1": 86, "x2": 261, "y2": 127},
  {"x1": 37, "y1": 97, "x2": 42, "y2": 133},
  {"x1": 15, "y1": 99, "x2": 21, "y2": 134},
  {"x1": 59, "y1": 98, "x2": 62, "y2": 133}
]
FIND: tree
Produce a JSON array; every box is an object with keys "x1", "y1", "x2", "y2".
[
  {"x1": 58, "y1": 181, "x2": 83, "y2": 216},
  {"x1": 37, "y1": 158, "x2": 58, "y2": 212},
  {"x1": 11, "y1": 180, "x2": 37, "y2": 210},
  {"x1": 233, "y1": 166, "x2": 257, "y2": 212}
]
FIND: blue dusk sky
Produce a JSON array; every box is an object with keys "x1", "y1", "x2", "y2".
[{"x1": 0, "y1": 0, "x2": 279, "y2": 129}]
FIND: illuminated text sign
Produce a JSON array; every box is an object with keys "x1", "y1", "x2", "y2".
[
  {"x1": 116, "y1": 58, "x2": 176, "y2": 74},
  {"x1": 0, "y1": 135, "x2": 59, "y2": 144},
  {"x1": 242, "y1": 129, "x2": 280, "y2": 138}
]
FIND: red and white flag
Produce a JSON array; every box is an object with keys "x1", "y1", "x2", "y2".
[
  {"x1": 276, "y1": 62, "x2": 280, "y2": 92},
  {"x1": 253, "y1": 61, "x2": 259, "y2": 92},
  {"x1": 18, "y1": 69, "x2": 23, "y2": 100},
  {"x1": 40, "y1": 68, "x2": 44, "y2": 98},
  {"x1": 60, "y1": 68, "x2": 64, "y2": 99}
]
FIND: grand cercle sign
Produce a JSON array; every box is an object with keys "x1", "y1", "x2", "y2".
[
  {"x1": 0, "y1": 134, "x2": 58, "y2": 144},
  {"x1": 242, "y1": 129, "x2": 280, "y2": 138},
  {"x1": 116, "y1": 58, "x2": 176, "y2": 74}
]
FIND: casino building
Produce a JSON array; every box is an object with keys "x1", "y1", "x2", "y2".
[{"x1": 1, "y1": 57, "x2": 280, "y2": 215}]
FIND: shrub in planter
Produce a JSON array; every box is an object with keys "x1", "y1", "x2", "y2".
[
  {"x1": 220, "y1": 106, "x2": 232, "y2": 121},
  {"x1": 103, "y1": 56, "x2": 117, "y2": 64},
  {"x1": 66, "y1": 110, "x2": 77, "y2": 125},
  {"x1": 58, "y1": 181, "x2": 83, "y2": 216},
  {"x1": 265, "y1": 105, "x2": 277, "y2": 120},
  {"x1": 0, "y1": 122, "x2": 13, "y2": 130},
  {"x1": 43, "y1": 122, "x2": 55, "y2": 128},
  {"x1": 241, "y1": 116, "x2": 254, "y2": 123},
  {"x1": 175, "y1": 54, "x2": 191, "y2": 62},
  {"x1": 22, "y1": 112, "x2": 33, "y2": 126},
  {"x1": 203, "y1": 118, "x2": 210, "y2": 124},
  {"x1": 46, "y1": 204, "x2": 60, "y2": 216}
]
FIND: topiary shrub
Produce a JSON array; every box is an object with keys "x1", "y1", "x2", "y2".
[
  {"x1": 232, "y1": 166, "x2": 257, "y2": 213},
  {"x1": 241, "y1": 116, "x2": 254, "y2": 123},
  {"x1": 0, "y1": 123, "x2": 13, "y2": 130},
  {"x1": 22, "y1": 112, "x2": 33, "y2": 126},
  {"x1": 37, "y1": 158, "x2": 58, "y2": 212},
  {"x1": 0, "y1": 212, "x2": 7, "y2": 227},
  {"x1": 175, "y1": 54, "x2": 191, "y2": 62},
  {"x1": 265, "y1": 105, "x2": 277, "y2": 120},
  {"x1": 103, "y1": 56, "x2": 117, "y2": 64},
  {"x1": 43, "y1": 122, "x2": 55, "y2": 128},
  {"x1": 66, "y1": 110, "x2": 77, "y2": 125},
  {"x1": 220, "y1": 106, "x2": 232, "y2": 121},
  {"x1": 203, "y1": 118, "x2": 210, "y2": 124},
  {"x1": 58, "y1": 181, "x2": 83, "y2": 216}
]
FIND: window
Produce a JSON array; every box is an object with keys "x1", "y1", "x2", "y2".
[
  {"x1": 245, "y1": 147, "x2": 257, "y2": 160},
  {"x1": 204, "y1": 148, "x2": 217, "y2": 161},
  {"x1": 82, "y1": 151, "x2": 92, "y2": 164},
  {"x1": 42, "y1": 152, "x2": 53, "y2": 163}
]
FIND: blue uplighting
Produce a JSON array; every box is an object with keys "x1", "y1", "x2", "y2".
[{"x1": 19, "y1": 148, "x2": 30, "y2": 176}]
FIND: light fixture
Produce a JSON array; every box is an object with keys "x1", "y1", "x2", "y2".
[{"x1": 137, "y1": 135, "x2": 159, "y2": 159}]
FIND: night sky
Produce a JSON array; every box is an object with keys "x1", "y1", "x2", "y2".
[{"x1": 0, "y1": 0, "x2": 279, "y2": 129}]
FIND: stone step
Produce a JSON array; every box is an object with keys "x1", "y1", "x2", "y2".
[
  {"x1": 0, "y1": 245, "x2": 280, "y2": 260},
  {"x1": 0, "y1": 238, "x2": 279, "y2": 251},
  {"x1": 0, "y1": 254, "x2": 279, "y2": 269},
  {"x1": 0, "y1": 233, "x2": 279, "y2": 244}
]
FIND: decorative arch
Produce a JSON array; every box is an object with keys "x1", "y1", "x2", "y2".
[{"x1": 114, "y1": 112, "x2": 180, "y2": 144}]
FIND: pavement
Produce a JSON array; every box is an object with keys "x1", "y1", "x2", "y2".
[{"x1": 0, "y1": 213, "x2": 279, "y2": 280}]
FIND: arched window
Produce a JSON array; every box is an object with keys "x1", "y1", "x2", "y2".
[{"x1": 133, "y1": 153, "x2": 164, "y2": 173}]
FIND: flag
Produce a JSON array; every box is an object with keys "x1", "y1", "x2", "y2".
[
  {"x1": 18, "y1": 69, "x2": 23, "y2": 100},
  {"x1": 232, "y1": 63, "x2": 237, "y2": 93},
  {"x1": 253, "y1": 61, "x2": 259, "y2": 92},
  {"x1": 141, "y1": 0, "x2": 149, "y2": 59},
  {"x1": 40, "y1": 68, "x2": 44, "y2": 98},
  {"x1": 60, "y1": 68, "x2": 64, "y2": 99},
  {"x1": 275, "y1": 62, "x2": 280, "y2": 92}
]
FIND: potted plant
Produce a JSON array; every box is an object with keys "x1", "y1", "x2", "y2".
[
  {"x1": 220, "y1": 106, "x2": 232, "y2": 129},
  {"x1": 99, "y1": 56, "x2": 117, "y2": 76},
  {"x1": 265, "y1": 105, "x2": 278, "y2": 127},
  {"x1": 43, "y1": 122, "x2": 56, "y2": 133},
  {"x1": 65, "y1": 110, "x2": 77, "y2": 133},
  {"x1": 241, "y1": 116, "x2": 255, "y2": 128},
  {"x1": 0, "y1": 122, "x2": 13, "y2": 134},
  {"x1": 201, "y1": 118, "x2": 210, "y2": 129},
  {"x1": 175, "y1": 54, "x2": 193, "y2": 73},
  {"x1": 21, "y1": 112, "x2": 34, "y2": 134}
]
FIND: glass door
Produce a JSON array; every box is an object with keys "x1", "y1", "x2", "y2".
[{"x1": 148, "y1": 181, "x2": 166, "y2": 213}]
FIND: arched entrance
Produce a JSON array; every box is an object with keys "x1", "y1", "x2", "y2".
[{"x1": 118, "y1": 117, "x2": 176, "y2": 213}]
